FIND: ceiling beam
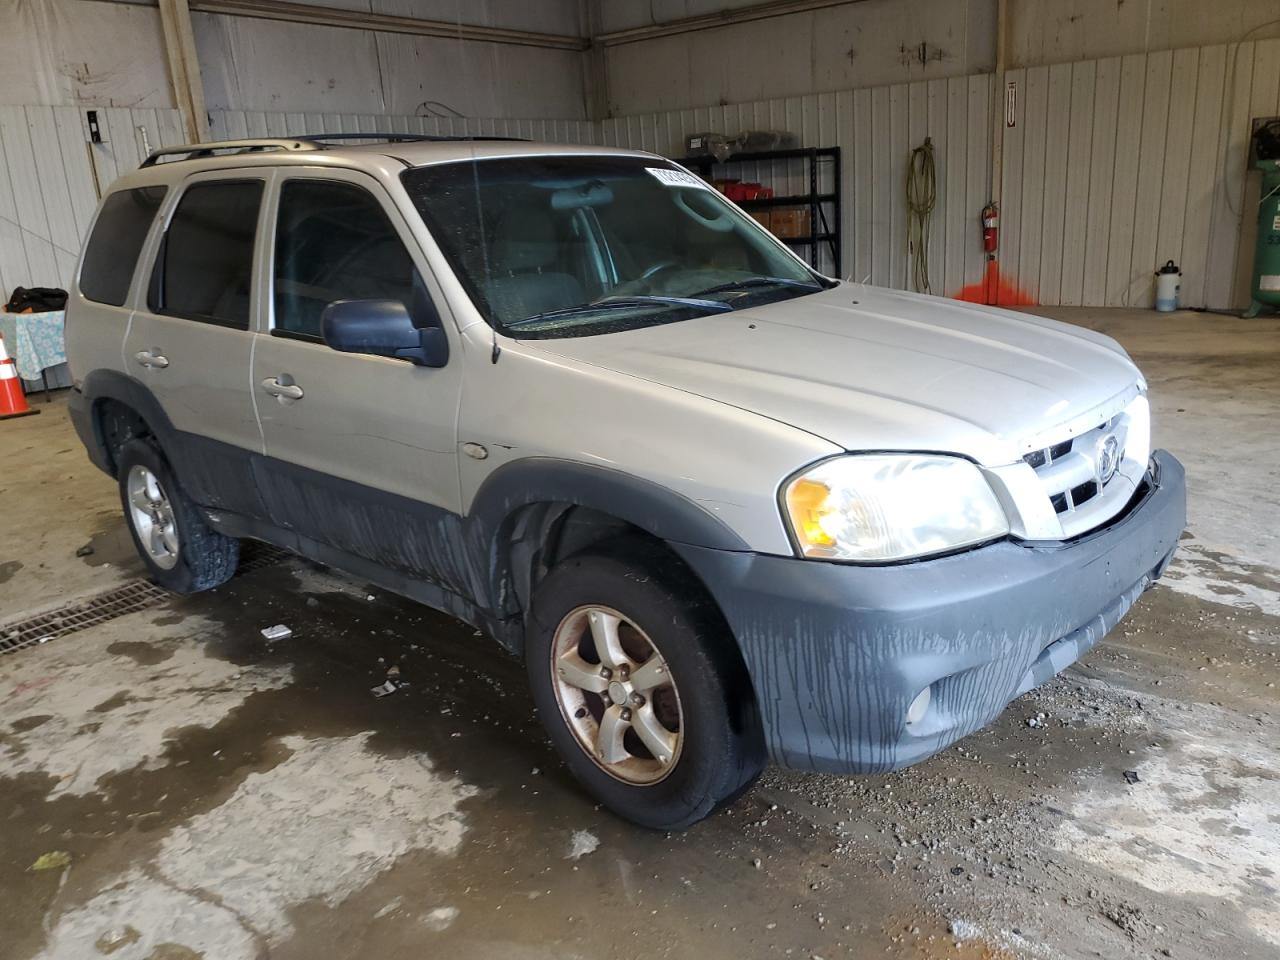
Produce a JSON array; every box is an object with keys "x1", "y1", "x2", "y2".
[
  {"x1": 596, "y1": 0, "x2": 874, "y2": 47},
  {"x1": 158, "y1": 0, "x2": 210, "y2": 142},
  {"x1": 186, "y1": 0, "x2": 589, "y2": 51}
]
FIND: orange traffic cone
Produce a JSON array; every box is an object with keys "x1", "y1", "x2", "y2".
[{"x1": 0, "y1": 335, "x2": 39, "y2": 420}]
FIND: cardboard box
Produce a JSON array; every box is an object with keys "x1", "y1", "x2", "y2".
[{"x1": 769, "y1": 206, "x2": 811, "y2": 239}]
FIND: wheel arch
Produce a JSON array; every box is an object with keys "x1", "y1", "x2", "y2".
[
  {"x1": 467, "y1": 458, "x2": 752, "y2": 653},
  {"x1": 79, "y1": 369, "x2": 178, "y2": 476}
]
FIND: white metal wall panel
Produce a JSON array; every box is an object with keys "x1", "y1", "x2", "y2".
[
  {"x1": 1016, "y1": 66, "x2": 1048, "y2": 304},
  {"x1": 1059, "y1": 60, "x2": 1095, "y2": 306},
  {"x1": 0, "y1": 39, "x2": 1272, "y2": 309},
  {"x1": 1127, "y1": 51, "x2": 1172, "y2": 309},
  {"x1": 999, "y1": 68, "x2": 1026, "y2": 300},
  {"x1": 1038, "y1": 63, "x2": 1071, "y2": 305},
  {"x1": 1080, "y1": 57, "x2": 1120, "y2": 307},
  {"x1": 941, "y1": 79, "x2": 967, "y2": 294},
  {"x1": 207, "y1": 111, "x2": 598, "y2": 146},
  {"x1": 1103, "y1": 55, "x2": 1147, "y2": 307},
  {"x1": 1180, "y1": 46, "x2": 1227, "y2": 310}
]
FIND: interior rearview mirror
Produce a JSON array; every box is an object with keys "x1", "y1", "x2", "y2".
[{"x1": 321, "y1": 299, "x2": 449, "y2": 368}]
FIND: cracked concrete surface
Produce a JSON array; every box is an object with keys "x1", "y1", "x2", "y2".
[{"x1": 1, "y1": 307, "x2": 1278, "y2": 959}]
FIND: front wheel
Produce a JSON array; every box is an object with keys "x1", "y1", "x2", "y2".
[
  {"x1": 526, "y1": 543, "x2": 764, "y2": 830},
  {"x1": 117, "y1": 439, "x2": 240, "y2": 593}
]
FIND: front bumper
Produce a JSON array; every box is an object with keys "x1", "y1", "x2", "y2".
[{"x1": 673, "y1": 449, "x2": 1186, "y2": 774}]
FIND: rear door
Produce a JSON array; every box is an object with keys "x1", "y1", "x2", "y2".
[
  {"x1": 124, "y1": 172, "x2": 267, "y2": 517},
  {"x1": 250, "y1": 168, "x2": 465, "y2": 587}
]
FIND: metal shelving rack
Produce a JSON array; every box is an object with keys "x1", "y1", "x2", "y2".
[{"x1": 675, "y1": 146, "x2": 842, "y2": 272}]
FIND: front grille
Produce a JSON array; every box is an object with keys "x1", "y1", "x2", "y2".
[
  {"x1": 1020, "y1": 392, "x2": 1149, "y2": 538},
  {"x1": 1024, "y1": 423, "x2": 1115, "y2": 514}
]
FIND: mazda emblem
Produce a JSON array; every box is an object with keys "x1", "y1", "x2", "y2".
[{"x1": 1096, "y1": 433, "x2": 1120, "y2": 485}]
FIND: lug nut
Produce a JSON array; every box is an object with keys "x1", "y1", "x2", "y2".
[
  {"x1": 621, "y1": 708, "x2": 632, "y2": 721},
  {"x1": 599, "y1": 667, "x2": 612, "y2": 679},
  {"x1": 630, "y1": 693, "x2": 645, "y2": 706}
]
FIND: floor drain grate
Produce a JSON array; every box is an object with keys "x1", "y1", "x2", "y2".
[
  {"x1": 1, "y1": 580, "x2": 172, "y2": 654},
  {"x1": 0, "y1": 542, "x2": 291, "y2": 655}
]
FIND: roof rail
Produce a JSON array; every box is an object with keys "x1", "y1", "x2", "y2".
[
  {"x1": 140, "y1": 138, "x2": 316, "y2": 166},
  {"x1": 292, "y1": 133, "x2": 528, "y2": 144},
  {"x1": 140, "y1": 133, "x2": 529, "y2": 168}
]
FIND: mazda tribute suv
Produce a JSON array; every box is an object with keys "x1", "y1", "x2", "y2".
[{"x1": 65, "y1": 136, "x2": 1186, "y2": 829}]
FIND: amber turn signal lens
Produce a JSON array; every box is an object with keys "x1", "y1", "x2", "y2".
[{"x1": 786, "y1": 478, "x2": 836, "y2": 548}]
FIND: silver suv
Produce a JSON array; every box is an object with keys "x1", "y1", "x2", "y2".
[{"x1": 66, "y1": 136, "x2": 1186, "y2": 829}]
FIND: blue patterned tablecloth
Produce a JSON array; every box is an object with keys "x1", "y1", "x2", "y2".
[{"x1": 0, "y1": 310, "x2": 66, "y2": 381}]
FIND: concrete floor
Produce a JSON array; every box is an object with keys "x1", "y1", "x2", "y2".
[{"x1": 1, "y1": 307, "x2": 1278, "y2": 960}]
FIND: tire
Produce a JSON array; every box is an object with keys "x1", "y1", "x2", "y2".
[
  {"x1": 117, "y1": 439, "x2": 240, "y2": 593},
  {"x1": 526, "y1": 540, "x2": 764, "y2": 830}
]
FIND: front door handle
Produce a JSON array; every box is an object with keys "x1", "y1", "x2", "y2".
[
  {"x1": 134, "y1": 350, "x2": 169, "y2": 369},
  {"x1": 261, "y1": 376, "x2": 304, "y2": 402}
]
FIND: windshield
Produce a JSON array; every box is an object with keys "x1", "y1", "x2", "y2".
[{"x1": 400, "y1": 155, "x2": 826, "y2": 338}]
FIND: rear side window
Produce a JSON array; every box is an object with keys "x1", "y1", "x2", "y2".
[
  {"x1": 80, "y1": 187, "x2": 167, "y2": 306},
  {"x1": 151, "y1": 180, "x2": 263, "y2": 329},
  {"x1": 272, "y1": 179, "x2": 419, "y2": 339}
]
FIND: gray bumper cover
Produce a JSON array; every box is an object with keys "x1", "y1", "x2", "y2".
[{"x1": 674, "y1": 450, "x2": 1187, "y2": 774}]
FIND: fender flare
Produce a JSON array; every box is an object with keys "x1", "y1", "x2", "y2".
[
  {"x1": 465, "y1": 457, "x2": 751, "y2": 624},
  {"x1": 467, "y1": 457, "x2": 750, "y2": 553},
  {"x1": 78, "y1": 369, "x2": 181, "y2": 468}
]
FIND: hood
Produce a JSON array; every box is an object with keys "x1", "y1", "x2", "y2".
[{"x1": 523, "y1": 284, "x2": 1144, "y2": 465}]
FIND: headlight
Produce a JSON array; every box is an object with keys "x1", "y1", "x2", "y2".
[{"x1": 783, "y1": 455, "x2": 1009, "y2": 562}]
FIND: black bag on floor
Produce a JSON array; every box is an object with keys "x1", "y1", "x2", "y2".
[{"x1": 5, "y1": 286, "x2": 68, "y2": 313}]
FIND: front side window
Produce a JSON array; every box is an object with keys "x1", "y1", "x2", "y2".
[
  {"x1": 401, "y1": 155, "x2": 826, "y2": 339},
  {"x1": 272, "y1": 179, "x2": 420, "y2": 339},
  {"x1": 152, "y1": 180, "x2": 263, "y2": 329},
  {"x1": 80, "y1": 187, "x2": 167, "y2": 306}
]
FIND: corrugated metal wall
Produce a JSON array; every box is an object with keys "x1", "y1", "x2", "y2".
[
  {"x1": 602, "y1": 38, "x2": 1280, "y2": 309},
  {"x1": 0, "y1": 106, "x2": 188, "y2": 296},
  {"x1": 1002, "y1": 40, "x2": 1280, "y2": 310},
  {"x1": 206, "y1": 111, "x2": 597, "y2": 148},
  {"x1": 2, "y1": 39, "x2": 1278, "y2": 310}
]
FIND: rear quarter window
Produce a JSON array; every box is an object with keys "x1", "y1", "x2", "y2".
[{"x1": 79, "y1": 187, "x2": 168, "y2": 306}]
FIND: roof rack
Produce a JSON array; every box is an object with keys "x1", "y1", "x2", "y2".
[
  {"x1": 140, "y1": 138, "x2": 314, "y2": 166},
  {"x1": 140, "y1": 133, "x2": 528, "y2": 167}
]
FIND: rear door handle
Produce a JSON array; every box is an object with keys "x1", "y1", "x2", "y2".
[
  {"x1": 261, "y1": 376, "x2": 304, "y2": 402},
  {"x1": 134, "y1": 350, "x2": 169, "y2": 369}
]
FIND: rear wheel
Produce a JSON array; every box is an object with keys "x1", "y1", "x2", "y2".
[
  {"x1": 526, "y1": 542, "x2": 764, "y2": 829},
  {"x1": 117, "y1": 439, "x2": 240, "y2": 593}
]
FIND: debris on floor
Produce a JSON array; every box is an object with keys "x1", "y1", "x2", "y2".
[
  {"x1": 1123, "y1": 770, "x2": 1141, "y2": 784},
  {"x1": 260, "y1": 624, "x2": 292, "y2": 641},
  {"x1": 30, "y1": 850, "x2": 71, "y2": 871},
  {"x1": 370, "y1": 662, "x2": 408, "y2": 698},
  {"x1": 566, "y1": 830, "x2": 599, "y2": 860}
]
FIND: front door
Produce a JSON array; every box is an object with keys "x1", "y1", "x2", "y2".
[
  {"x1": 123, "y1": 173, "x2": 267, "y2": 518},
  {"x1": 250, "y1": 169, "x2": 466, "y2": 591}
]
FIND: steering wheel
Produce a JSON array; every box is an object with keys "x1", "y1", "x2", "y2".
[{"x1": 640, "y1": 260, "x2": 679, "y2": 281}]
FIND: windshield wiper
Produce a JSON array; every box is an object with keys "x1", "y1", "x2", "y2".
[
  {"x1": 692, "y1": 276, "x2": 826, "y2": 297},
  {"x1": 510, "y1": 295, "x2": 733, "y2": 327}
]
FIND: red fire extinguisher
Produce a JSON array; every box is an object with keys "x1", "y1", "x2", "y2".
[{"x1": 981, "y1": 202, "x2": 999, "y2": 255}]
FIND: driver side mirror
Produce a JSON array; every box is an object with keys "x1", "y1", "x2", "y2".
[{"x1": 321, "y1": 299, "x2": 449, "y2": 368}]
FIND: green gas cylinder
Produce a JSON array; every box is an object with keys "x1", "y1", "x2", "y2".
[{"x1": 1245, "y1": 158, "x2": 1280, "y2": 317}]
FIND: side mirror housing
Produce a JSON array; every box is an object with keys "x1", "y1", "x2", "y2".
[{"x1": 321, "y1": 299, "x2": 449, "y2": 368}]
